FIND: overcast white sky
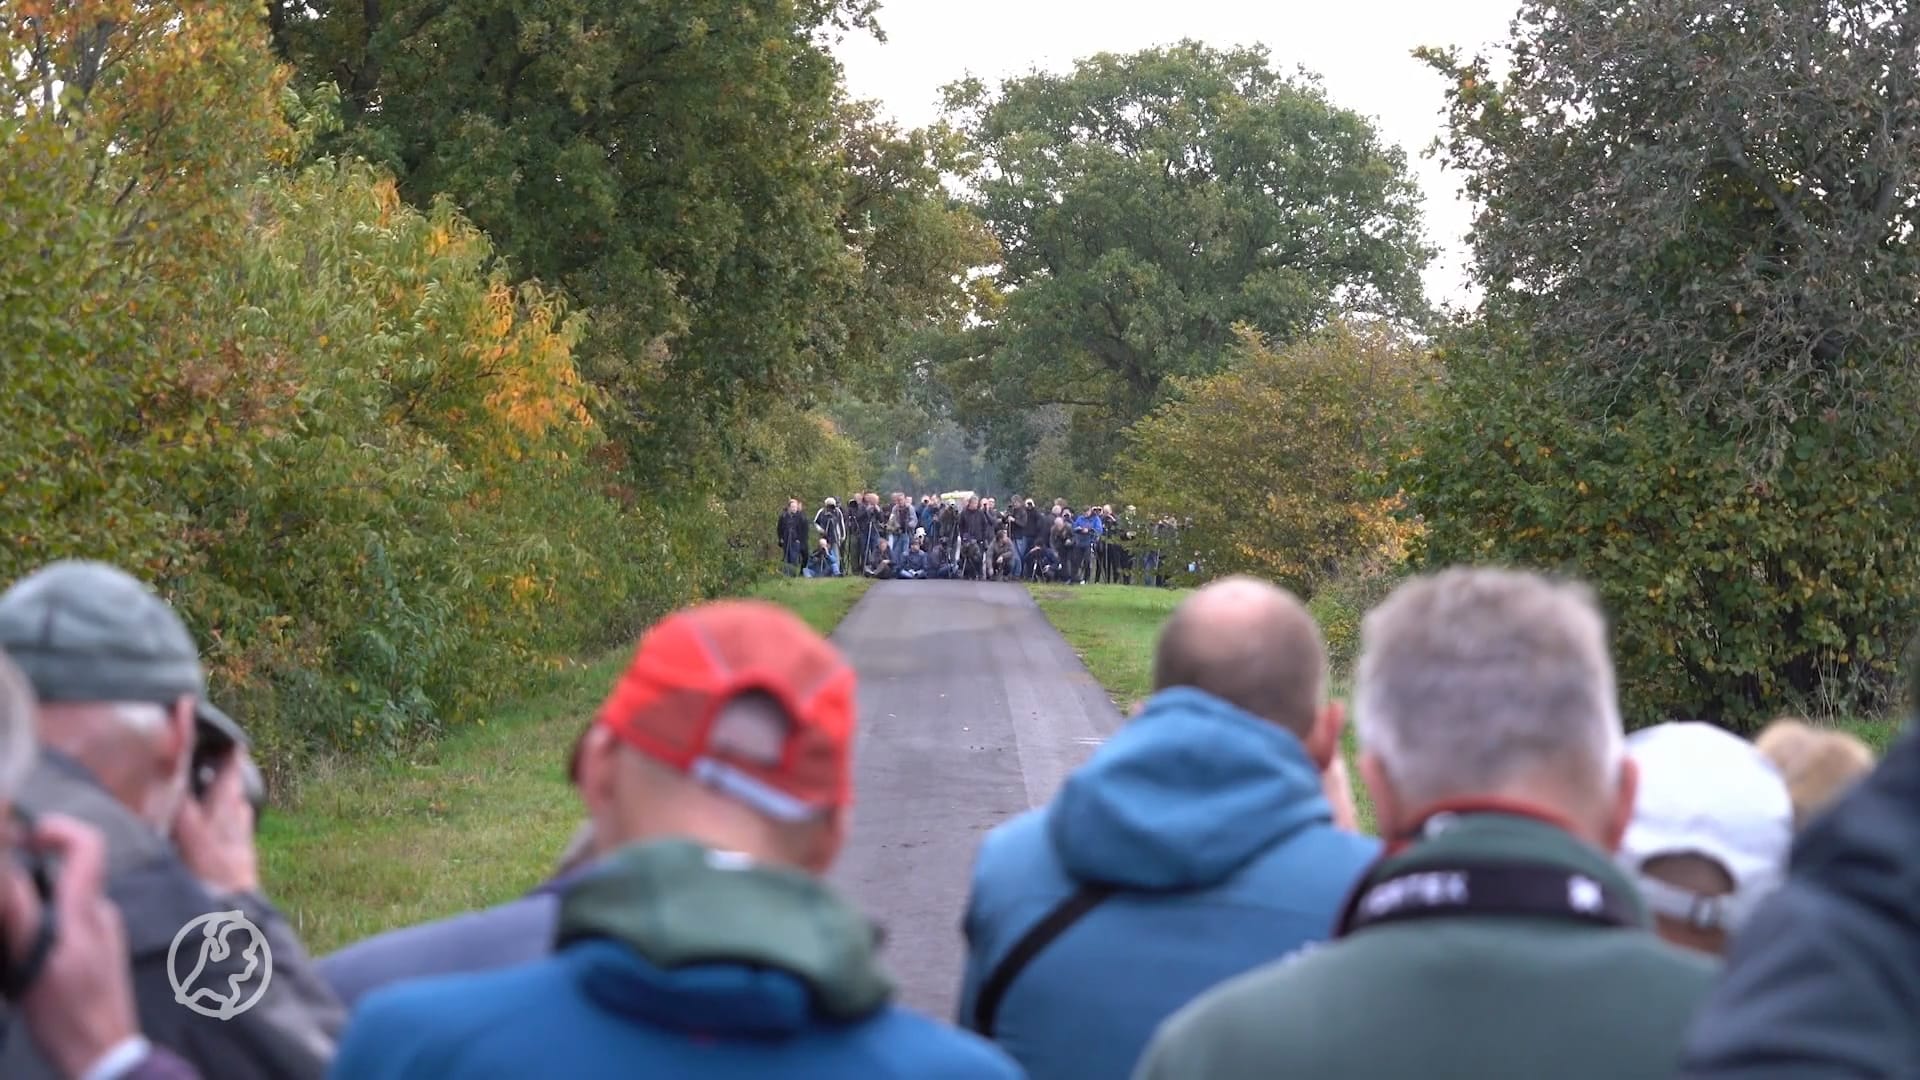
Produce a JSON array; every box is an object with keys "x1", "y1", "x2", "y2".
[{"x1": 832, "y1": 0, "x2": 1521, "y2": 308}]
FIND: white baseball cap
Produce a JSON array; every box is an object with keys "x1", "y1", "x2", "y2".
[{"x1": 1618, "y1": 722, "x2": 1793, "y2": 933}]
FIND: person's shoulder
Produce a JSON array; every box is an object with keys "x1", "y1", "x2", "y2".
[
  {"x1": 973, "y1": 807, "x2": 1050, "y2": 876},
  {"x1": 965, "y1": 809, "x2": 1064, "y2": 920},
  {"x1": 1141, "y1": 946, "x2": 1343, "y2": 1075},
  {"x1": 855, "y1": 1007, "x2": 1025, "y2": 1079},
  {"x1": 1612, "y1": 926, "x2": 1721, "y2": 990},
  {"x1": 320, "y1": 892, "x2": 558, "y2": 1004},
  {"x1": 342, "y1": 955, "x2": 568, "y2": 1053}
]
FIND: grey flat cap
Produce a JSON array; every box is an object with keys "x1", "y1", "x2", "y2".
[{"x1": 0, "y1": 560, "x2": 247, "y2": 748}]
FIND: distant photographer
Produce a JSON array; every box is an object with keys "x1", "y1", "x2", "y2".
[
  {"x1": 0, "y1": 651, "x2": 200, "y2": 1079},
  {"x1": 0, "y1": 562, "x2": 344, "y2": 1079}
]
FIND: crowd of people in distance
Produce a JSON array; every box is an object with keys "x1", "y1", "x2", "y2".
[
  {"x1": 779, "y1": 492, "x2": 1185, "y2": 585},
  {"x1": 1, "y1": 556, "x2": 1917, "y2": 1079}
]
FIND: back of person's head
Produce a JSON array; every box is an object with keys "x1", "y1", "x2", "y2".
[
  {"x1": 1152, "y1": 576, "x2": 1342, "y2": 766},
  {"x1": 1617, "y1": 721, "x2": 1792, "y2": 955},
  {"x1": 1754, "y1": 718, "x2": 1876, "y2": 828},
  {"x1": 573, "y1": 601, "x2": 857, "y2": 875},
  {"x1": 1354, "y1": 567, "x2": 1632, "y2": 849}
]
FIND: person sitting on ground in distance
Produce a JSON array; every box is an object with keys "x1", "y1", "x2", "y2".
[
  {"x1": 0, "y1": 562, "x2": 344, "y2": 1080},
  {"x1": 1137, "y1": 567, "x2": 1717, "y2": 1080},
  {"x1": 957, "y1": 577, "x2": 1373, "y2": 1080},
  {"x1": 332, "y1": 602, "x2": 1021, "y2": 1080},
  {"x1": 990, "y1": 532, "x2": 1018, "y2": 581},
  {"x1": 959, "y1": 539, "x2": 986, "y2": 582},
  {"x1": 0, "y1": 651, "x2": 204, "y2": 1080},
  {"x1": 897, "y1": 539, "x2": 933, "y2": 581},
  {"x1": 804, "y1": 537, "x2": 833, "y2": 579},
  {"x1": 1753, "y1": 717, "x2": 1877, "y2": 829},
  {"x1": 1614, "y1": 722, "x2": 1792, "y2": 957},
  {"x1": 1027, "y1": 544, "x2": 1062, "y2": 582},
  {"x1": 1679, "y1": 710, "x2": 1920, "y2": 1078}
]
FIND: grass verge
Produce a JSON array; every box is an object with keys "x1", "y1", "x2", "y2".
[
  {"x1": 259, "y1": 575, "x2": 870, "y2": 955},
  {"x1": 1031, "y1": 583, "x2": 1377, "y2": 833}
]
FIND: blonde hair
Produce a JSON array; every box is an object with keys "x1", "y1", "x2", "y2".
[{"x1": 1755, "y1": 719, "x2": 1876, "y2": 829}]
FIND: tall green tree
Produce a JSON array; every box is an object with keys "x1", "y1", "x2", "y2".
[
  {"x1": 1408, "y1": 0, "x2": 1920, "y2": 725},
  {"x1": 1421, "y1": 1, "x2": 1920, "y2": 456},
  {"x1": 266, "y1": 0, "x2": 988, "y2": 480},
  {"x1": 940, "y1": 41, "x2": 1431, "y2": 483}
]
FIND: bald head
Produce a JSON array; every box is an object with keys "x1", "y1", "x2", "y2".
[{"x1": 1152, "y1": 576, "x2": 1328, "y2": 735}]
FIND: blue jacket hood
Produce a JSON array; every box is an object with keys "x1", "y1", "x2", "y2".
[{"x1": 1047, "y1": 687, "x2": 1334, "y2": 890}]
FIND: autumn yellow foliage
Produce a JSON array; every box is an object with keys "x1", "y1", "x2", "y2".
[{"x1": 1117, "y1": 321, "x2": 1430, "y2": 597}]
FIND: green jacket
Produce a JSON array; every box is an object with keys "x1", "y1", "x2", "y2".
[{"x1": 1135, "y1": 813, "x2": 1718, "y2": 1080}]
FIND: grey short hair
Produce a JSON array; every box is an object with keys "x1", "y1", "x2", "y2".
[
  {"x1": 0, "y1": 652, "x2": 37, "y2": 802},
  {"x1": 1354, "y1": 567, "x2": 1624, "y2": 808}
]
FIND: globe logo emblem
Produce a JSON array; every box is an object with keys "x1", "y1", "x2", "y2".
[{"x1": 168, "y1": 910, "x2": 273, "y2": 1020}]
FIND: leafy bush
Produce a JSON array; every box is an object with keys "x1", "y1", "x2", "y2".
[
  {"x1": 1116, "y1": 321, "x2": 1428, "y2": 598},
  {"x1": 1307, "y1": 567, "x2": 1408, "y2": 674},
  {"x1": 719, "y1": 402, "x2": 869, "y2": 571},
  {"x1": 1404, "y1": 340, "x2": 1920, "y2": 728},
  {"x1": 0, "y1": 3, "x2": 772, "y2": 781}
]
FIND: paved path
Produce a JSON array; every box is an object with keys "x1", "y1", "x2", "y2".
[{"x1": 826, "y1": 581, "x2": 1124, "y2": 1020}]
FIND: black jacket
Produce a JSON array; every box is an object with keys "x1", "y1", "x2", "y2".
[
  {"x1": 777, "y1": 510, "x2": 807, "y2": 547},
  {"x1": 813, "y1": 506, "x2": 845, "y2": 545},
  {"x1": 960, "y1": 508, "x2": 992, "y2": 542},
  {"x1": 1022, "y1": 507, "x2": 1047, "y2": 542},
  {"x1": 1680, "y1": 721, "x2": 1920, "y2": 1077}
]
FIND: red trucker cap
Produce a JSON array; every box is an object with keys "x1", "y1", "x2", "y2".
[{"x1": 591, "y1": 600, "x2": 857, "y2": 820}]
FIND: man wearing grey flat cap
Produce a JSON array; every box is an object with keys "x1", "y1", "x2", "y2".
[{"x1": 0, "y1": 561, "x2": 344, "y2": 1079}]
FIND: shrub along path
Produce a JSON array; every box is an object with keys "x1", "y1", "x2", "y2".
[{"x1": 260, "y1": 576, "x2": 870, "y2": 955}]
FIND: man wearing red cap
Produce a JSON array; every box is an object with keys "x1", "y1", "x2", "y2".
[{"x1": 331, "y1": 601, "x2": 1019, "y2": 1080}]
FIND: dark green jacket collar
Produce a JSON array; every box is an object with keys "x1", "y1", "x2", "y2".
[
  {"x1": 1365, "y1": 812, "x2": 1652, "y2": 927},
  {"x1": 556, "y1": 839, "x2": 893, "y2": 1021}
]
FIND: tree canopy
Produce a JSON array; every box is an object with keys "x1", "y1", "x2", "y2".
[
  {"x1": 1422, "y1": 0, "x2": 1920, "y2": 460},
  {"x1": 1408, "y1": 0, "x2": 1920, "y2": 725},
  {"x1": 940, "y1": 41, "x2": 1431, "y2": 484},
  {"x1": 267, "y1": 0, "x2": 990, "y2": 479}
]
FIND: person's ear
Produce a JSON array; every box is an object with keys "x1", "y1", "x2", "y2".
[
  {"x1": 575, "y1": 727, "x2": 623, "y2": 829},
  {"x1": 1602, "y1": 756, "x2": 1639, "y2": 854},
  {"x1": 1305, "y1": 700, "x2": 1345, "y2": 771},
  {"x1": 162, "y1": 696, "x2": 196, "y2": 778},
  {"x1": 804, "y1": 807, "x2": 847, "y2": 875},
  {"x1": 1359, "y1": 749, "x2": 1402, "y2": 838}
]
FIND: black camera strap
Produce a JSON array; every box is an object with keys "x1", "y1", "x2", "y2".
[
  {"x1": 0, "y1": 807, "x2": 58, "y2": 1003},
  {"x1": 970, "y1": 883, "x2": 1117, "y2": 1039},
  {"x1": 1335, "y1": 859, "x2": 1640, "y2": 937}
]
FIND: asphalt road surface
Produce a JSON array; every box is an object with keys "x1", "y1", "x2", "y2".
[{"x1": 827, "y1": 580, "x2": 1125, "y2": 1021}]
